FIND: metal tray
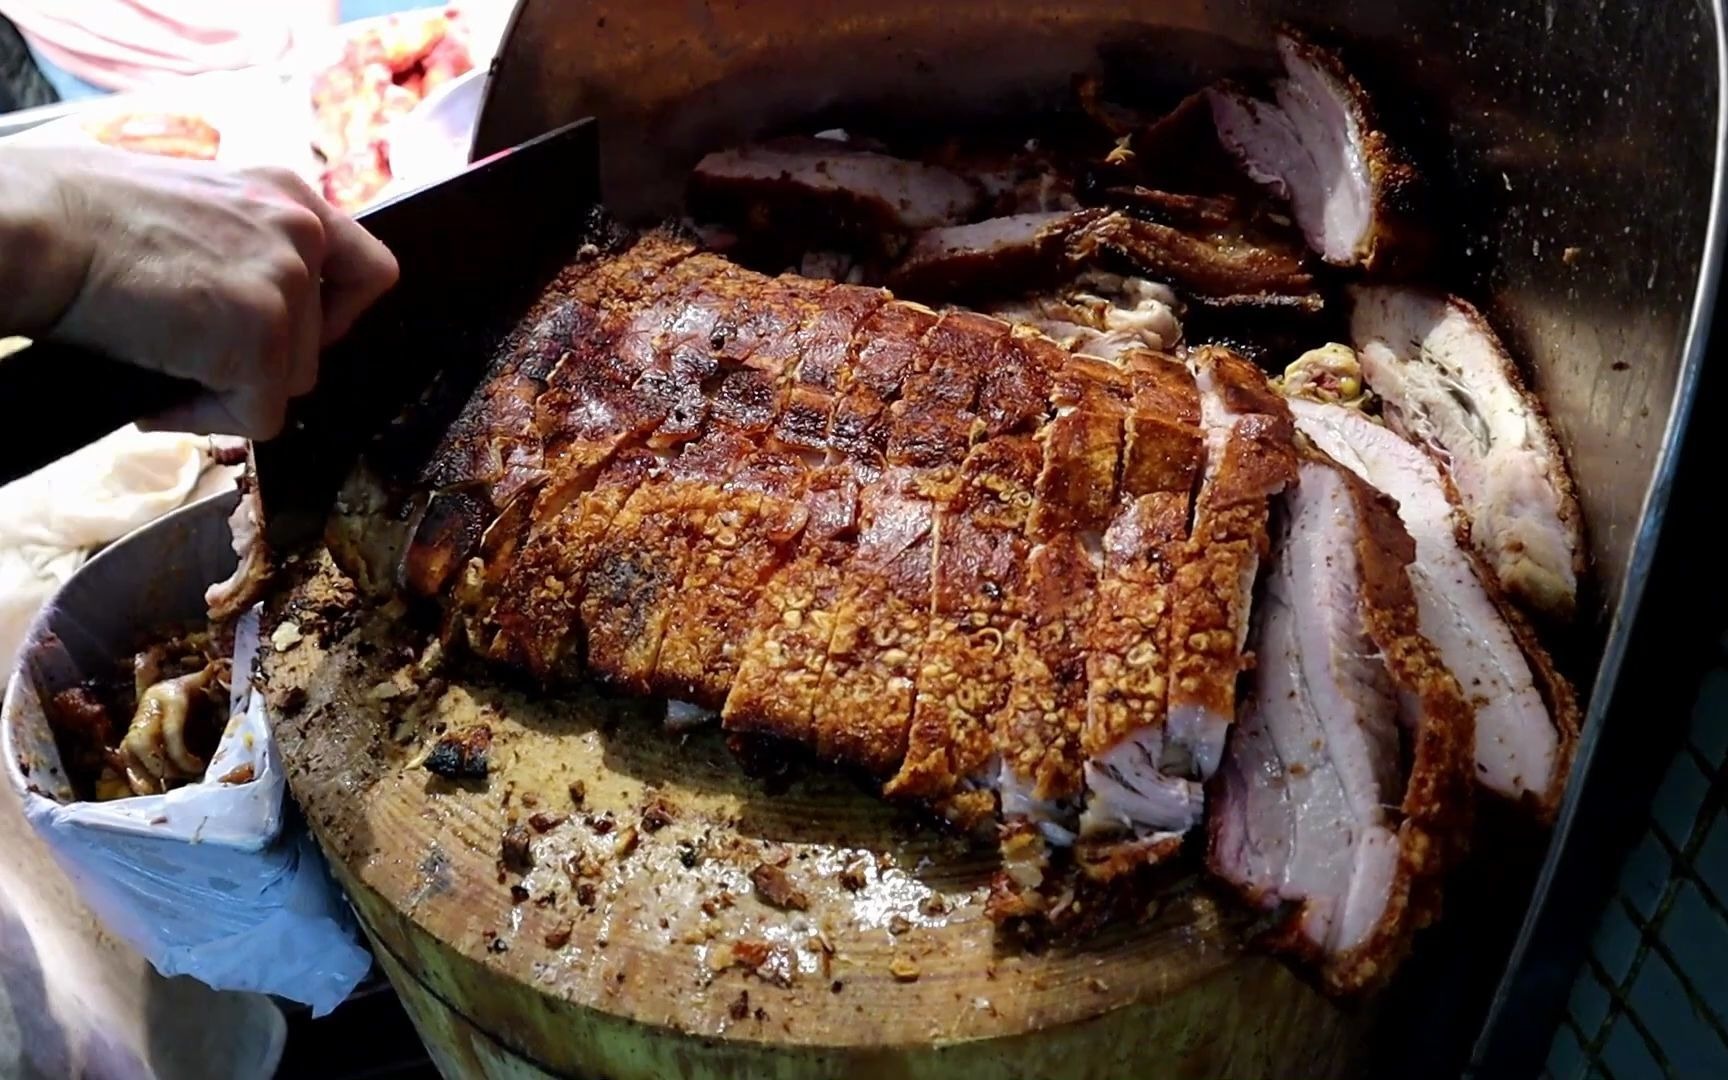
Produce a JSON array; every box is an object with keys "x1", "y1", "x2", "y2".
[{"x1": 470, "y1": 1, "x2": 1728, "y2": 1075}]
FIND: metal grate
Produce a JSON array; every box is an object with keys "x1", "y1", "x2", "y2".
[{"x1": 1546, "y1": 656, "x2": 1728, "y2": 1079}]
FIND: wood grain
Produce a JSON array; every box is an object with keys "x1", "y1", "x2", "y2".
[{"x1": 267, "y1": 550, "x2": 1364, "y2": 1078}]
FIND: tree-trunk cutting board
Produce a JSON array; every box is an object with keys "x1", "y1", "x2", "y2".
[{"x1": 265, "y1": 550, "x2": 1365, "y2": 1078}]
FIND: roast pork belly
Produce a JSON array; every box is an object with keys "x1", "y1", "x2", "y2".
[
  {"x1": 1207, "y1": 29, "x2": 1424, "y2": 271},
  {"x1": 689, "y1": 137, "x2": 981, "y2": 244},
  {"x1": 1074, "y1": 210, "x2": 1320, "y2": 309},
  {"x1": 886, "y1": 211, "x2": 1091, "y2": 298},
  {"x1": 1079, "y1": 353, "x2": 1206, "y2": 851},
  {"x1": 1209, "y1": 454, "x2": 1473, "y2": 994},
  {"x1": 1290, "y1": 399, "x2": 1577, "y2": 816},
  {"x1": 1349, "y1": 285, "x2": 1584, "y2": 621},
  {"x1": 1165, "y1": 347, "x2": 1298, "y2": 783}
]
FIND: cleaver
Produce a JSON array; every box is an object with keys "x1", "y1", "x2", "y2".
[{"x1": 0, "y1": 118, "x2": 602, "y2": 551}]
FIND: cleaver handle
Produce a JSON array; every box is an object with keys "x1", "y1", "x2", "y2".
[{"x1": 0, "y1": 342, "x2": 201, "y2": 486}]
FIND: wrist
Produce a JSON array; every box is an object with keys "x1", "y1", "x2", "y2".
[{"x1": 0, "y1": 148, "x2": 96, "y2": 336}]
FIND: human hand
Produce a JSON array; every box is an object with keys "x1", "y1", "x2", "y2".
[{"x1": 0, "y1": 146, "x2": 399, "y2": 438}]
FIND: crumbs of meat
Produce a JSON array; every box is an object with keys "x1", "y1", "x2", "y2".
[
  {"x1": 424, "y1": 725, "x2": 493, "y2": 779},
  {"x1": 41, "y1": 624, "x2": 232, "y2": 802}
]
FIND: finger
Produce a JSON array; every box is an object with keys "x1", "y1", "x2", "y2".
[
  {"x1": 310, "y1": 209, "x2": 400, "y2": 345},
  {"x1": 287, "y1": 281, "x2": 322, "y2": 397},
  {"x1": 270, "y1": 201, "x2": 326, "y2": 399}
]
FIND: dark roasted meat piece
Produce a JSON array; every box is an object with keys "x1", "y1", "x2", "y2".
[{"x1": 690, "y1": 137, "x2": 981, "y2": 248}]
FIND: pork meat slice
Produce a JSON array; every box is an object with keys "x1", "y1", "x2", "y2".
[
  {"x1": 989, "y1": 357, "x2": 1131, "y2": 886},
  {"x1": 885, "y1": 437, "x2": 1041, "y2": 831},
  {"x1": 1207, "y1": 29, "x2": 1424, "y2": 271},
  {"x1": 1208, "y1": 454, "x2": 1473, "y2": 994},
  {"x1": 1350, "y1": 285, "x2": 1584, "y2": 621},
  {"x1": 1290, "y1": 397, "x2": 1579, "y2": 815},
  {"x1": 719, "y1": 465, "x2": 862, "y2": 746},
  {"x1": 1081, "y1": 354, "x2": 1206, "y2": 848},
  {"x1": 1075, "y1": 210, "x2": 1320, "y2": 308},
  {"x1": 887, "y1": 211, "x2": 1090, "y2": 299},
  {"x1": 689, "y1": 137, "x2": 981, "y2": 242},
  {"x1": 1165, "y1": 347, "x2": 1298, "y2": 781},
  {"x1": 806, "y1": 465, "x2": 937, "y2": 773}
]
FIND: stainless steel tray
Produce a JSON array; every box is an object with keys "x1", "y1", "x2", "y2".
[{"x1": 464, "y1": 1, "x2": 1727, "y2": 1074}]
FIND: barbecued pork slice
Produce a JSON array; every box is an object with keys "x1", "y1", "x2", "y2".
[
  {"x1": 1165, "y1": 347, "x2": 1298, "y2": 781},
  {"x1": 887, "y1": 211, "x2": 1091, "y2": 299},
  {"x1": 720, "y1": 467, "x2": 861, "y2": 747},
  {"x1": 690, "y1": 137, "x2": 981, "y2": 247},
  {"x1": 885, "y1": 437, "x2": 1042, "y2": 830},
  {"x1": 1208, "y1": 455, "x2": 1473, "y2": 994},
  {"x1": 1080, "y1": 353, "x2": 1206, "y2": 848},
  {"x1": 991, "y1": 358, "x2": 1133, "y2": 857},
  {"x1": 1075, "y1": 210, "x2": 1320, "y2": 309},
  {"x1": 1290, "y1": 397, "x2": 1578, "y2": 815},
  {"x1": 1207, "y1": 29, "x2": 1425, "y2": 271},
  {"x1": 1349, "y1": 285, "x2": 1583, "y2": 621}
]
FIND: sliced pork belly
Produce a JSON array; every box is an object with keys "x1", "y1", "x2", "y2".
[
  {"x1": 768, "y1": 283, "x2": 892, "y2": 452},
  {"x1": 994, "y1": 357, "x2": 1132, "y2": 855},
  {"x1": 649, "y1": 449, "x2": 811, "y2": 706},
  {"x1": 397, "y1": 237, "x2": 693, "y2": 598},
  {"x1": 886, "y1": 437, "x2": 1042, "y2": 830},
  {"x1": 1290, "y1": 398, "x2": 1579, "y2": 815},
  {"x1": 689, "y1": 137, "x2": 981, "y2": 245},
  {"x1": 1208, "y1": 455, "x2": 1473, "y2": 993},
  {"x1": 1350, "y1": 285, "x2": 1584, "y2": 620},
  {"x1": 887, "y1": 211, "x2": 1089, "y2": 299},
  {"x1": 720, "y1": 466, "x2": 861, "y2": 746},
  {"x1": 1081, "y1": 354, "x2": 1205, "y2": 847},
  {"x1": 578, "y1": 429, "x2": 757, "y2": 693},
  {"x1": 1165, "y1": 347, "x2": 1298, "y2": 781},
  {"x1": 1075, "y1": 210, "x2": 1319, "y2": 308},
  {"x1": 807, "y1": 466, "x2": 937, "y2": 773},
  {"x1": 1207, "y1": 29, "x2": 1424, "y2": 271},
  {"x1": 484, "y1": 450, "x2": 661, "y2": 677},
  {"x1": 829, "y1": 302, "x2": 943, "y2": 463}
]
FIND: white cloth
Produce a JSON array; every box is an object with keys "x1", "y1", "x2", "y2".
[{"x1": 0, "y1": 424, "x2": 239, "y2": 673}]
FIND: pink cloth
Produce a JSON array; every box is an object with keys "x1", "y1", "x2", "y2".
[{"x1": 0, "y1": 1, "x2": 337, "y2": 91}]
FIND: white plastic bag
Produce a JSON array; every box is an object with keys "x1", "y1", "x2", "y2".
[{"x1": 4, "y1": 607, "x2": 371, "y2": 1016}]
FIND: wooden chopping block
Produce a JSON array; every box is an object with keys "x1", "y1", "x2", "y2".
[{"x1": 265, "y1": 549, "x2": 1365, "y2": 1079}]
